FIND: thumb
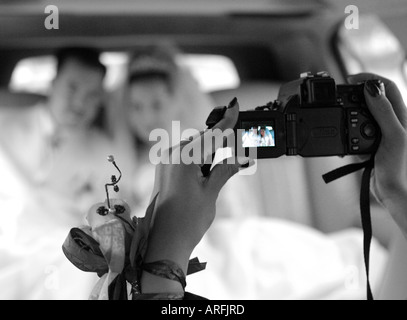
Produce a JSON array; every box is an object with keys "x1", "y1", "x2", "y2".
[
  {"x1": 207, "y1": 158, "x2": 255, "y2": 192},
  {"x1": 364, "y1": 80, "x2": 404, "y2": 140}
]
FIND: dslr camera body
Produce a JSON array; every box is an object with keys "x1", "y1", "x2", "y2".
[{"x1": 235, "y1": 72, "x2": 381, "y2": 159}]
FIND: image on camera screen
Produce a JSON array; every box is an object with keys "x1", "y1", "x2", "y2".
[{"x1": 241, "y1": 121, "x2": 276, "y2": 148}]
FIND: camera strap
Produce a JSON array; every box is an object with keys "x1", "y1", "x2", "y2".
[{"x1": 322, "y1": 155, "x2": 375, "y2": 301}]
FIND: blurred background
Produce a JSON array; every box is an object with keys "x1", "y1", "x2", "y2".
[{"x1": 0, "y1": 0, "x2": 407, "y2": 300}]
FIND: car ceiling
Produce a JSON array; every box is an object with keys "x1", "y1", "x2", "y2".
[
  {"x1": 0, "y1": 0, "x2": 326, "y2": 16},
  {"x1": 0, "y1": 0, "x2": 406, "y2": 47},
  {"x1": 0, "y1": 0, "x2": 405, "y2": 15},
  {"x1": 0, "y1": 0, "x2": 406, "y2": 85}
]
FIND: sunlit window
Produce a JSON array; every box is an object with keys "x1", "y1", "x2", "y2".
[
  {"x1": 9, "y1": 52, "x2": 240, "y2": 94},
  {"x1": 9, "y1": 56, "x2": 56, "y2": 95},
  {"x1": 177, "y1": 54, "x2": 240, "y2": 92},
  {"x1": 336, "y1": 14, "x2": 407, "y2": 105}
]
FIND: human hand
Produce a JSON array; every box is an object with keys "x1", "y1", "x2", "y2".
[
  {"x1": 348, "y1": 73, "x2": 407, "y2": 234},
  {"x1": 141, "y1": 98, "x2": 253, "y2": 291}
]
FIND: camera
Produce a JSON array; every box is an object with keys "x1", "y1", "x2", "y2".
[{"x1": 234, "y1": 72, "x2": 381, "y2": 159}]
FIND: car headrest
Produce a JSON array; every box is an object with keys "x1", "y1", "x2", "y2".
[{"x1": 0, "y1": 89, "x2": 46, "y2": 108}]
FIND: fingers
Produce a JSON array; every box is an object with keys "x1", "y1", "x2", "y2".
[
  {"x1": 347, "y1": 73, "x2": 379, "y2": 84},
  {"x1": 363, "y1": 80, "x2": 405, "y2": 140},
  {"x1": 211, "y1": 97, "x2": 239, "y2": 132},
  {"x1": 187, "y1": 98, "x2": 240, "y2": 165},
  {"x1": 207, "y1": 158, "x2": 255, "y2": 192},
  {"x1": 348, "y1": 73, "x2": 407, "y2": 129}
]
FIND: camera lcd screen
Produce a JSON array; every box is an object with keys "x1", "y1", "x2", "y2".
[{"x1": 241, "y1": 121, "x2": 276, "y2": 148}]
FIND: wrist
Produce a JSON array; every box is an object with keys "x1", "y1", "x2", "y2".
[
  {"x1": 380, "y1": 187, "x2": 407, "y2": 237},
  {"x1": 144, "y1": 203, "x2": 196, "y2": 270},
  {"x1": 381, "y1": 184, "x2": 407, "y2": 208},
  {"x1": 143, "y1": 235, "x2": 193, "y2": 273},
  {"x1": 140, "y1": 226, "x2": 193, "y2": 295},
  {"x1": 140, "y1": 261, "x2": 186, "y2": 295},
  {"x1": 139, "y1": 201, "x2": 200, "y2": 294},
  {"x1": 139, "y1": 221, "x2": 192, "y2": 295}
]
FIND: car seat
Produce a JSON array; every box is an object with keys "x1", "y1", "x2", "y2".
[{"x1": 0, "y1": 88, "x2": 45, "y2": 108}]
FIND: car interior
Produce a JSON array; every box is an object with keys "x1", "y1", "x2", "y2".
[{"x1": 1, "y1": 0, "x2": 407, "y2": 300}]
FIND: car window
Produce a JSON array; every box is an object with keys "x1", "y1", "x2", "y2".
[
  {"x1": 335, "y1": 14, "x2": 407, "y2": 103},
  {"x1": 9, "y1": 52, "x2": 240, "y2": 94}
]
